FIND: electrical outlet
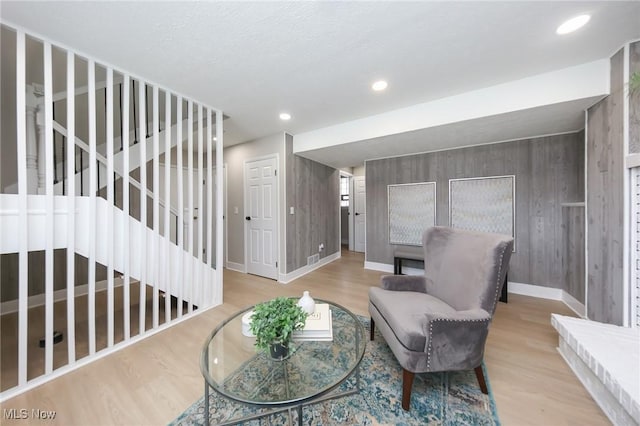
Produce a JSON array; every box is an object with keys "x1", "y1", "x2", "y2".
[{"x1": 319, "y1": 243, "x2": 324, "y2": 252}]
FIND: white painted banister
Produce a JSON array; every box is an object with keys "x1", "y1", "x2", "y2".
[
  {"x1": 87, "y1": 58, "x2": 97, "y2": 355},
  {"x1": 187, "y1": 100, "x2": 194, "y2": 314},
  {"x1": 106, "y1": 68, "x2": 115, "y2": 348},
  {"x1": 176, "y1": 97, "x2": 184, "y2": 318},
  {"x1": 197, "y1": 104, "x2": 204, "y2": 306},
  {"x1": 43, "y1": 40, "x2": 54, "y2": 375},
  {"x1": 152, "y1": 85, "x2": 160, "y2": 329},
  {"x1": 122, "y1": 74, "x2": 131, "y2": 341},
  {"x1": 65, "y1": 49, "x2": 77, "y2": 365},
  {"x1": 164, "y1": 91, "x2": 172, "y2": 324},
  {"x1": 16, "y1": 30, "x2": 28, "y2": 387},
  {"x1": 138, "y1": 80, "x2": 147, "y2": 335},
  {"x1": 50, "y1": 121, "x2": 182, "y2": 221},
  {"x1": 51, "y1": 75, "x2": 124, "y2": 102}
]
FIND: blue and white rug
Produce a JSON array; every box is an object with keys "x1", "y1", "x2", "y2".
[{"x1": 171, "y1": 317, "x2": 500, "y2": 425}]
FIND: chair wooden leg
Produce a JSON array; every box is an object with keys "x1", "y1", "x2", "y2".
[
  {"x1": 402, "y1": 369, "x2": 415, "y2": 411},
  {"x1": 370, "y1": 318, "x2": 375, "y2": 341},
  {"x1": 474, "y1": 365, "x2": 488, "y2": 394}
]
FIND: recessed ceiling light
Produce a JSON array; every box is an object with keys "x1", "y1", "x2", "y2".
[
  {"x1": 556, "y1": 14, "x2": 590, "y2": 35},
  {"x1": 279, "y1": 112, "x2": 291, "y2": 121},
  {"x1": 372, "y1": 80, "x2": 388, "y2": 91}
]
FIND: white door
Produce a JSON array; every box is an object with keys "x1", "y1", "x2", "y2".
[
  {"x1": 245, "y1": 157, "x2": 278, "y2": 280},
  {"x1": 354, "y1": 176, "x2": 366, "y2": 253}
]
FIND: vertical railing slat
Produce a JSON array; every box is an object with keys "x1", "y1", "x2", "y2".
[
  {"x1": 164, "y1": 93, "x2": 172, "y2": 324},
  {"x1": 215, "y1": 110, "x2": 224, "y2": 305},
  {"x1": 106, "y1": 68, "x2": 115, "y2": 347},
  {"x1": 43, "y1": 41, "x2": 54, "y2": 374},
  {"x1": 87, "y1": 59, "x2": 97, "y2": 355},
  {"x1": 176, "y1": 98, "x2": 184, "y2": 318},
  {"x1": 16, "y1": 30, "x2": 28, "y2": 386},
  {"x1": 152, "y1": 86, "x2": 160, "y2": 328},
  {"x1": 139, "y1": 81, "x2": 147, "y2": 334},
  {"x1": 66, "y1": 50, "x2": 76, "y2": 364},
  {"x1": 187, "y1": 101, "x2": 194, "y2": 313},
  {"x1": 197, "y1": 104, "x2": 204, "y2": 308},
  {"x1": 122, "y1": 75, "x2": 131, "y2": 340},
  {"x1": 206, "y1": 109, "x2": 213, "y2": 297}
]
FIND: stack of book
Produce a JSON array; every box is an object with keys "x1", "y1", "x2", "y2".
[{"x1": 293, "y1": 303, "x2": 333, "y2": 341}]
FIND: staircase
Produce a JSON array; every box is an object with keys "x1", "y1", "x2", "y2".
[{"x1": 0, "y1": 24, "x2": 223, "y2": 401}]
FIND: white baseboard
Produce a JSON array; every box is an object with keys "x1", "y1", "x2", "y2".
[
  {"x1": 225, "y1": 261, "x2": 246, "y2": 273},
  {"x1": 0, "y1": 277, "x2": 124, "y2": 315},
  {"x1": 364, "y1": 263, "x2": 586, "y2": 315},
  {"x1": 507, "y1": 281, "x2": 564, "y2": 300},
  {"x1": 561, "y1": 291, "x2": 587, "y2": 318},
  {"x1": 364, "y1": 261, "x2": 423, "y2": 276},
  {"x1": 364, "y1": 261, "x2": 393, "y2": 273},
  {"x1": 279, "y1": 251, "x2": 341, "y2": 284}
]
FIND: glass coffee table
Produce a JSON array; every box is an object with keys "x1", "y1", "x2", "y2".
[{"x1": 200, "y1": 299, "x2": 366, "y2": 425}]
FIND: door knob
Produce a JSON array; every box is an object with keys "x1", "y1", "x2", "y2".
[
  {"x1": 355, "y1": 212, "x2": 360, "y2": 216},
  {"x1": 245, "y1": 216, "x2": 251, "y2": 221}
]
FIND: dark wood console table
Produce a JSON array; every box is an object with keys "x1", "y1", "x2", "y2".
[{"x1": 393, "y1": 249, "x2": 508, "y2": 303}]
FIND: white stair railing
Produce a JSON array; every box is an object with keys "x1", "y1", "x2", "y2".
[{"x1": 0, "y1": 22, "x2": 224, "y2": 401}]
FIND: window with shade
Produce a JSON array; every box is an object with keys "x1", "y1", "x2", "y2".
[{"x1": 340, "y1": 176, "x2": 349, "y2": 207}]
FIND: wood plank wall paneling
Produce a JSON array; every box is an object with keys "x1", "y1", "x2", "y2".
[
  {"x1": 285, "y1": 135, "x2": 340, "y2": 273},
  {"x1": 365, "y1": 132, "x2": 584, "y2": 289},
  {"x1": 587, "y1": 48, "x2": 625, "y2": 325},
  {"x1": 631, "y1": 41, "x2": 640, "y2": 154},
  {"x1": 562, "y1": 205, "x2": 585, "y2": 303}
]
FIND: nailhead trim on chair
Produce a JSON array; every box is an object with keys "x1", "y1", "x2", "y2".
[
  {"x1": 489, "y1": 243, "x2": 508, "y2": 315},
  {"x1": 426, "y1": 322, "x2": 433, "y2": 369},
  {"x1": 425, "y1": 316, "x2": 490, "y2": 370}
]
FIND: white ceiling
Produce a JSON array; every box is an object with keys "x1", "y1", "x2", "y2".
[{"x1": 1, "y1": 1, "x2": 639, "y2": 168}]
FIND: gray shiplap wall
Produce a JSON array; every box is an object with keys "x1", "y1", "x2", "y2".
[
  {"x1": 562, "y1": 205, "x2": 585, "y2": 303},
  {"x1": 631, "y1": 41, "x2": 640, "y2": 154},
  {"x1": 586, "y1": 48, "x2": 625, "y2": 325},
  {"x1": 286, "y1": 135, "x2": 340, "y2": 273},
  {"x1": 365, "y1": 132, "x2": 584, "y2": 289}
]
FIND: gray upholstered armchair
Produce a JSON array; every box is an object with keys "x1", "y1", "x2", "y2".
[{"x1": 369, "y1": 226, "x2": 513, "y2": 411}]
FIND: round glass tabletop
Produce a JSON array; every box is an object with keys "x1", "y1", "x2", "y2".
[{"x1": 200, "y1": 299, "x2": 366, "y2": 407}]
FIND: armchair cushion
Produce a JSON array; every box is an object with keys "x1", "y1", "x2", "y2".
[
  {"x1": 380, "y1": 274, "x2": 428, "y2": 293},
  {"x1": 369, "y1": 287, "x2": 455, "y2": 352}
]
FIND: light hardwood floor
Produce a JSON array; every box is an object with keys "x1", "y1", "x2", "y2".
[{"x1": 0, "y1": 250, "x2": 608, "y2": 425}]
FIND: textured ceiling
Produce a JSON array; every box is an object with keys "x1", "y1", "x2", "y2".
[{"x1": 1, "y1": 1, "x2": 639, "y2": 167}]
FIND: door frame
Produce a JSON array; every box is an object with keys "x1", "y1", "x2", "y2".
[
  {"x1": 353, "y1": 175, "x2": 366, "y2": 253},
  {"x1": 243, "y1": 154, "x2": 280, "y2": 280},
  {"x1": 339, "y1": 171, "x2": 354, "y2": 251}
]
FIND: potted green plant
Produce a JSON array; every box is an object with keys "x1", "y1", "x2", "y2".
[{"x1": 249, "y1": 297, "x2": 308, "y2": 360}]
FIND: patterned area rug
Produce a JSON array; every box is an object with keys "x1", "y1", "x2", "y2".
[{"x1": 171, "y1": 316, "x2": 500, "y2": 425}]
